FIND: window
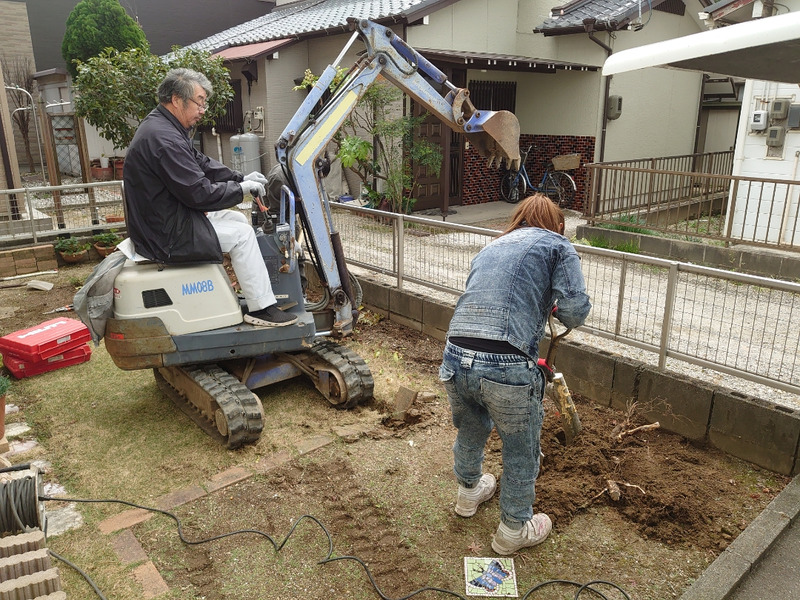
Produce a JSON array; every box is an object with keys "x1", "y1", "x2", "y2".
[
  {"x1": 466, "y1": 81, "x2": 516, "y2": 113},
  {"x1": 200, "y1": 79, "x2": 243, "y2": 133}
]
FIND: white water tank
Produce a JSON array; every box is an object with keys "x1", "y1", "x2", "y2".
[{"x1": 230, "y1": 132, "x2": 261, "y2": 174}]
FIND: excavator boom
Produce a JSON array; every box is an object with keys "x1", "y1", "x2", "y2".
[{"x1": 275, "y1": 19, "x2": 521, "y2": 336}]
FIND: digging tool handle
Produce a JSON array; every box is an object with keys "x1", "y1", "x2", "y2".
[{"x1": 544, "y1": 312, "x2": 571, "y2": 371}]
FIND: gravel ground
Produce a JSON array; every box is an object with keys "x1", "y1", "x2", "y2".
[{"x1": 344, "y1": 208, "x2": 800, "y2": 411}]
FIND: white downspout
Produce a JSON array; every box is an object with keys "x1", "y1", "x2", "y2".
[{"x1": 212, "y1": 127, "x2": 223, "y2": 164}]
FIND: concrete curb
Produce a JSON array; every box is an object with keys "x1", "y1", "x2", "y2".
[
  {"x1": 575, "y1": 225, "x2": 800, "y2": 282},
  {"x1": 678, "y1": 473, "x2": 800, "y2": 600}
]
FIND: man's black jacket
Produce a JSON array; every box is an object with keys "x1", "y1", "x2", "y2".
[{"x1": 123, "y1": 105, "x2": 244, "y2": 264}]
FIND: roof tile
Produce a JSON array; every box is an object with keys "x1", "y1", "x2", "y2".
[{"x1": 188, "y1": 0, "x2": 435, "y2": 53}]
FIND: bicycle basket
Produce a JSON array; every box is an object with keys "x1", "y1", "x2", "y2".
[{"x1": 551, "y1": 153, "x2": 581, "y2": 171}]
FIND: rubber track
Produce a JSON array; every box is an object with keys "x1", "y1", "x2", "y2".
[
  {"x1": 309, "y1": 341, "x2": 374, "y2": 409},
  {"x1": 154, "y1": 365, "x2": 263, "y2": 449}
]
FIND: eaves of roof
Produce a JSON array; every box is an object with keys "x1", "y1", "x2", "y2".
[
  {"x1": 213, "y1": 39, "x2": 295, "y2": 61},
  {"x1": 417, "y1": 48, "x2": 600, "y2": 73},
  {"x1": 188, "y1": 0, "x2": 459, "y2": 55},
  {"x1": 534, "y1": 0, "x2": 671, "y2": 37}
]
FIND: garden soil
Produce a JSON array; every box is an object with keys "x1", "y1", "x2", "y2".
[{"x1": 0, "y1": 263, "x2": 789, "y2": 600}]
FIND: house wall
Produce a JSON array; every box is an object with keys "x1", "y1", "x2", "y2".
[
  {"x1": 699, "y1": 107, "x2": 740, "y2": 154},
  {"x1": 729, "y1": 78, "x2": 800, "y2": 245},
  {"x1": 601, "y1": 12, "x2": 705, "y2": 162},
  {"x1": 410, "y1": 0, "x2": 707, "y2": 164},
  {"x1": 0, "y1": 66, "x2": 23, "y2": 194},
  {"x1": 199, "y1": 34, "x2": 367, "y2": 198},
  {"x1": 0, "y1": 0, "x2": 39, "y2": 172}
]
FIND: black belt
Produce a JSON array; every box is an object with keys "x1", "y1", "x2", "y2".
[{"x1": 449, "y1": 336, "x2": 528, "y2": 358}]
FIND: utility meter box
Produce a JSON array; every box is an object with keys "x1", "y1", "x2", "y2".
[
  {"x1": 607, "y1": 95, "x2": 622, "y2": 120},
  {"x1": 750, "y1": 110, "x2": 769, "y2": 131},
  {"x1": 770, "y1": 98, "x2": 791, "y2": 120},
  {"x1": 766, "y1": 126, "x2": 786, "y2": 147},
  {"x1": 788, "y1": 104, "x2": 800, "y2": 129}
]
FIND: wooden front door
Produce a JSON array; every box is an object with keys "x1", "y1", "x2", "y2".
[
  {"x1": 410, "y1": 67, "x2": 465, "y2": 213},
  {"x1": 411, "y1": 102, "x2": 446, "y2": 211}
]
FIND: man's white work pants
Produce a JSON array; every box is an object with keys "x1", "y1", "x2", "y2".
[{"x1": 207, "y1": 210, "x2": 275, "y2": 312}]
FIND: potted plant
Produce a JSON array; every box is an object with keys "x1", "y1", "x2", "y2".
[
  {"x1": 0, "y1": 373, "x2": 10, "y2": 442},
  {"x1": 91, "y1": 230, "x2": 122, "y2": 257},
  {"x1": 54, "y1": 236, "x2": 91, "y2": 263},
  {"x1": 90, "y1": 158, "x2": 113, "y2": 182}
]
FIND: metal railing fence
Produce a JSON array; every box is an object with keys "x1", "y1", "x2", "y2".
[
  {"x1": 2, "y1": 182, "x2": 798, "y2": 395},
  {"x1": 586, "y1": 150, "x2": 800, "y2": 250},
  {"x1": 332, "y1": 202, "x2": 800, "y2": 395},
  {"x1": 1, "y1": 181, "x2": 126, "y2": 244}
]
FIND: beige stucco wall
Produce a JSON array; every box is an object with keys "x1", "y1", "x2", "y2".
[
  {"x1": 0, "y1": 67, "x2": 23, "y2": 197},
  {"x1": 0, "y1": 0, "x2": 38, "y2": 172},
  {"x1": 408, "y1": 0, "x2": 707, "y2": 161}
]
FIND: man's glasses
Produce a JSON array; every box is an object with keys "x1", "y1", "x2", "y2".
[{"x1": 187, "y1": 97, "x2": 207, "y2": 111}]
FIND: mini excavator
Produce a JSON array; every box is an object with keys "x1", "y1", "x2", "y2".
[{"x1": 96, "y1": 18, "x2": 521, "y2": 448}]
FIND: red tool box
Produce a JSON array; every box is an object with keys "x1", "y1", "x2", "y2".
[
  {"x1": 3, "y1": 344, "x2": 92, "y2": 378},
  {"x1": 0, "y1": 318, "x2": 92, "y2": 377}
]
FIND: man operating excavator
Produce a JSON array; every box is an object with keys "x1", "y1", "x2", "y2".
[{"x1": 123, "y1": 68, "x2": 295, "y2": 328}]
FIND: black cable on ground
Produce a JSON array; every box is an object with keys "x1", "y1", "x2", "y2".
[
  {"x1": 34, "y1": 495, "x2": 631, "y2": 600},
  {"x1": 0, "y1": 469, "x2": 40, "y2": 534}
]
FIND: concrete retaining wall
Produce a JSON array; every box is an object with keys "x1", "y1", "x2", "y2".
[
  {"x1": 576, "y1": 225, "x2": 800, "y2": 281},
  {"x1": 357, "y1": 275, "x2": 800, "y2": 476}
]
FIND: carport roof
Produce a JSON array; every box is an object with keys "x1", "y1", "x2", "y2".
[{"x1": 602, "y1": 11, "x2": 800, "y2": 83}]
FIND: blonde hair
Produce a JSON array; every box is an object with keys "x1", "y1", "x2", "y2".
[{"x1": 500, "y1": 193, "x2": 564, "y2": 236}]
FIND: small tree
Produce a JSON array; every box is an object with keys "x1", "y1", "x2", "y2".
[
  {"x1": 73, "y1": 46, "x2": 234, "y2": 150},
  {"x1": 338, "y1": 82, "x2": 442, "y2": 213},
  {"x1": 297, "y1": 74, "x2": 442, "y2": 213},
  {"x1": 1, "y1": 55, "x2": 36, "y2": 173},
  {"x1": 61, "y1": 0, "x2": 148, "y2": 79}
]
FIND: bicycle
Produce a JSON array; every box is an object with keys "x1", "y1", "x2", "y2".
[{"x1": 500, "y1": 144, "x2": 577, "y2": 207}]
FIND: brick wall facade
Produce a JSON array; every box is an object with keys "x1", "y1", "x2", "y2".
[{"x1": 462, "y1": 134, "x2": 596, "y2": 212}]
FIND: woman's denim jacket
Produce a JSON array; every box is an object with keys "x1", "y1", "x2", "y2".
[{"x1": 446, "y1": 227, "x2": 591, "y2": 359}]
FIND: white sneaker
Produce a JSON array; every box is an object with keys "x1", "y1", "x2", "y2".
[
  {"x1": 455, "y1": 473, "x2": 497, "y2": 517},
  {"x1": 491, "y1": 513, "x2": 553, "y2": 555}
]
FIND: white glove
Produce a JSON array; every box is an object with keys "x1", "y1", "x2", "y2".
[
  {"x1": 239, "y1": 180, "x2": 265, "y2": 199},
  {"x1": 244, "y1": 171, "x2": 269, "y2": 186}
]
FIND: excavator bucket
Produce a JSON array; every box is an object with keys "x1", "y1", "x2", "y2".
[
  {"x1": 469, "y1": 110, "x2": 521, "y2": 171},
  {"x1": 451, "y1": 88, "x2": 521, "y2": 170}
]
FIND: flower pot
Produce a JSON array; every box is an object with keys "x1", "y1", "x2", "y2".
[
  {"x1": 93, "y1": 243, "x2": 117, "y2": 257},
  {"x1": 1, "y1": 393, "x2": 6, "y2": 442},
  {"x1": 99, "y1": 156, "x2": 109, "y2": 168},
  {"x1": 59, "y1": 249, "x2": 89, "y2": 264},
  {"x1": 91, "y1": 166, "x2": 113, "y2": 182}
]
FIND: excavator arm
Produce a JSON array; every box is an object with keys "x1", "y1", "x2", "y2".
[{"x1": 275, "y1": 18, "x2": 521, "y2": 337}]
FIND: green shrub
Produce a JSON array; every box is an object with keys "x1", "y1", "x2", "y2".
[
  {"x1": 61, "y1": 0, "x2": 148, "y2": 79},
  {"x1": 588, "y1": 236, "x2": 610, "y2": 249},
  {"x1": 54, "y1": 236, "x2": 90, "y2": 254},
  {"x1": 92, "y1": 230, "x2": 122, "y2": 247},
  {"x1": 600, "y1": 214, "x2": 656, "y2": 235},
  {"x1": 0, "y1": 373, "x2": 10, "y2": 396},
  {"x1": 613, "y1": 241, "x2": 641, "y2": 254}
]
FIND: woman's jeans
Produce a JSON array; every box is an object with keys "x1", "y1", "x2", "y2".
[{"x1": 439, "y1": 341, "x2": 545, "y2": 529}]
